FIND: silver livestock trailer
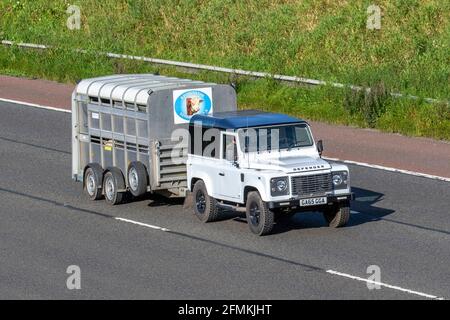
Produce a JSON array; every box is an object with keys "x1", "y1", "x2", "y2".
[{"x1": 72, "y1": 74, "x2": 237, "y2": 204}]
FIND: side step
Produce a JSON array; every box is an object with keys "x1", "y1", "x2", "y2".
[
  {"x1": 184, "y1": 192, "x2": 246, "y2": 213},
  {"x1": 216, "y1": 201, "x2": 246, "y2": 213}
]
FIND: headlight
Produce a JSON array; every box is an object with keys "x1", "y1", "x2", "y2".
[
  {"x1": 332, "y1": 171, "x2": 349, "y2": 189},
  {"x1": 276, "y1": 180, "x2": 287, "y2": 192},
  {"x1": 271, "y1": 177, "x2": 289, "y2": 196},
  {"x1": 332, "y1": 174, "x2": 343, "y2": 186}
]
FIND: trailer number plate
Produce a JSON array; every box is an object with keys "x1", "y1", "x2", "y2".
[{"x1": 300, "y1": 197, "x2": 327, "y2": 207}]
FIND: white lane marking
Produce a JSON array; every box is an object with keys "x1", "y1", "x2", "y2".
[
  {"x1": 326, "y1": 269, "x2": 445, "y2": 300},
  {"x1": 1, "y1": 97, "x2": 449, "y2": 183},
  {"x1": 116, "y1": 215, "x2": 445, "y2": 300},
  {"x1": 324, "y1": 156, "x2": 450, "y2": 182},
  {"x1": 115, "y1": 217, "x2": 170, "y2": 232},
  {"x1": 0, "y1": 97, "x2": 71, "y2": 113}
]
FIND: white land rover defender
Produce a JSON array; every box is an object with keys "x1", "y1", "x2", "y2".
[{"x1": 187, "y1": 110, "x2": 353, "y2": 236}]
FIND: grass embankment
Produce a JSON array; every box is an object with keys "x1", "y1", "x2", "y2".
[{"x1": 0, "y1": 0, "x2": 448, "y2": 139}]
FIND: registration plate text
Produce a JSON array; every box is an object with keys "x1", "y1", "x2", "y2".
[{"x1": 300, "y1": 197, "x2": 327, "y2": 207}]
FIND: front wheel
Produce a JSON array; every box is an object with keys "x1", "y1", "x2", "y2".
[
  {"x1": 245, "y1": 191, "x2": 274, "y2": 236},
  {"x1": 323, "y1": 205, "x2": 350, "y2": 228}
]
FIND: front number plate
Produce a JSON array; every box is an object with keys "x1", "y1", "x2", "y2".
[{"x1": 300, "y1": 197, "x2": 327, "y2": 207}]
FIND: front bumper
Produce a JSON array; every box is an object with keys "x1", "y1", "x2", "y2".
[{"x1": 268, "y1": 193, "x2": 354, "y2": 210}]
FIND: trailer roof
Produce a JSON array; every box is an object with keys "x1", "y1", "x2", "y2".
[
  {"x1": 190, "y1": 110, "x2": 306, "y2": 129},
  {"x1": 76, "y1": 74, "x2": 216, "y2": 105}
]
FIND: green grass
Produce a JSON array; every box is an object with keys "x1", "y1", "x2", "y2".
[{"x1": 0, "y1": 0, "x2": 449, "y2": 139}]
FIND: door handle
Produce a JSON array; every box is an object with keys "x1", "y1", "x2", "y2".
[{"x1": 219, "y1": 172, "x2": 225, "y2": 176}]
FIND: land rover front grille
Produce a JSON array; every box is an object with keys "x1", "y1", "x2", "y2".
[{"x1": 291, "y1": 173, "x2": 333, "y2": 196}]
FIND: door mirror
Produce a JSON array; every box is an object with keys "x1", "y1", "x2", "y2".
[{"x1": 317, "y1": 140, "x2": 324, "y2": 157}]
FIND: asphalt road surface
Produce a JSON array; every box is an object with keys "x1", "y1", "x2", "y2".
[{"x1": 0, "y1": 101, "x2": 448, "y2": 299}]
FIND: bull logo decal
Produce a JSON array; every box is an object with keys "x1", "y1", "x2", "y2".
[{"x1": 173, "y1": 88, "x2": 213, "y2": 124}]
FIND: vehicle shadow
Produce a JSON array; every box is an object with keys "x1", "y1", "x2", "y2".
[
  {"x1": 271, "y1": 186, "x2": 396, "y2": 235},
  {"x1": 346, "y1": 186, "x2": 396, "y2": 226},
  {"x1": 210, "y1": 187, "x2": 395, "y2": 234},
  {"x1": 132, "y1": 187, "x2": 395, "y2": 235},
  {"x1": 146, "y1": 193, "x2": 185, "y2": 207}
]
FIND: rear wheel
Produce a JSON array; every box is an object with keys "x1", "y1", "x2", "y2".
[
  {"x1": 127, "y1": 161, "x2": 148, "y2": 197},
  {"x1": 323, "y1": 205, "x2": 350, "y2": 228},
  {"x1": 103, "y1": 168, "x2": 126, "y2": 206},
  {"x1": 84, "y1": 164, "x2": 103, "y2": 200},
  {"x1": 192, "y1": 180, "x2": 219, "y2": 222},
  {"x1": 245, "y1": 191, "x2": 274, "y2": 236}
]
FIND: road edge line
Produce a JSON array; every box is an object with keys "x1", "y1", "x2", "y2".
[
  {"x1": 0, "y1": 97, "x2": 71, "y2": 113},
  {"x1": 324, "y1": 157, "x2": 450, "y2": 182}
]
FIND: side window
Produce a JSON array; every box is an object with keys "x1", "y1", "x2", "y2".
[
  {"x1": 222, "y1": 134, "x2": 237, "y2": 162},
  {"x1": 189, "y1": 125, "x2": 220, "y2": 159},
  {"x1": 202, "y1": 128, "x2": 220, "y2": 159}
]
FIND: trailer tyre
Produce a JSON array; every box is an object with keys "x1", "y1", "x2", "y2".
[
  {"x1": 192, "y1": 180, "x2": 219, "y2": 223},
  {"x1": 323, "y1": 205, "x2": 350, "y2": 228},
  {"x1": 127, "y1": 161, "x2": 148, "y2": 197},
  {"x1": 245, "y1": 191, "x2": 274, "y2": 236},
  {"x1": 103, "y1": 168, "x2": 126, "y2": 206},
  {"x1": 84, "y1": 164, "x2": 103, "y2": 200}
]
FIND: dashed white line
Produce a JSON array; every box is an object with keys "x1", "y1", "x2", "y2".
[
  {"x1": 1, "y1": 97, "x2": 449, "y2": 183},
  {"x1": 326, "y1": 269, "x2": 445, "y2": 300},
  {"x1": 115, "y1": 217, "x2": 171, "y2": 232},
  {"x1": 115, "y1": 215, "x2": 444, "y2": 300}
]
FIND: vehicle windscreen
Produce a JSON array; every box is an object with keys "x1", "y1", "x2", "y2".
[{"x1": 238, "y1": 123, "x2": 313, "y2": 153}]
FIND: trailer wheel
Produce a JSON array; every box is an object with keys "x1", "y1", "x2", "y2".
[
  {"x1": 192, "y1": 180, "x2": 219, "y2": 223},
  {"x1": 127, "y1": 161, "x2": 148, "y2": 197},
  {"x1": 84, "y1": 164, "x2": 103, "y2": 200},
  {"x1": 103, "y1": 168, "x2": 125, "y2": 206},
  {"x1": 245, "y1": 191, "x2": 274, "y2": 236},
  {"x1": 323, "y1": 205, "x2": 350, "y2": 228}
]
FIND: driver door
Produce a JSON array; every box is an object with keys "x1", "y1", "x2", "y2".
[{"x1": 217, "y1": 132, "x2": 242, "y2": 200}]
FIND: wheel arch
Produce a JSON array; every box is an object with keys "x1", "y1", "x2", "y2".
[
  {"x1": 190, "y1": 177, "x2": 201, "y2": 190},
  {"x1": 243, "y1": 179, "x2": 270, "y2": 202},
  {"x1": 190, "y1": 175, "x2": 214, "y2": 196},
  {"x1": 243, "y1": 185, "x2": 259, "y2": 204},
  {"x1": 103, "y1": 166, "x2": 126, "y2": 191}
]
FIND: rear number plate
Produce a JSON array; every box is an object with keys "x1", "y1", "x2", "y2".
[{"x1": 300, "y1": 197, "x2": 327, "y2": 207}]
